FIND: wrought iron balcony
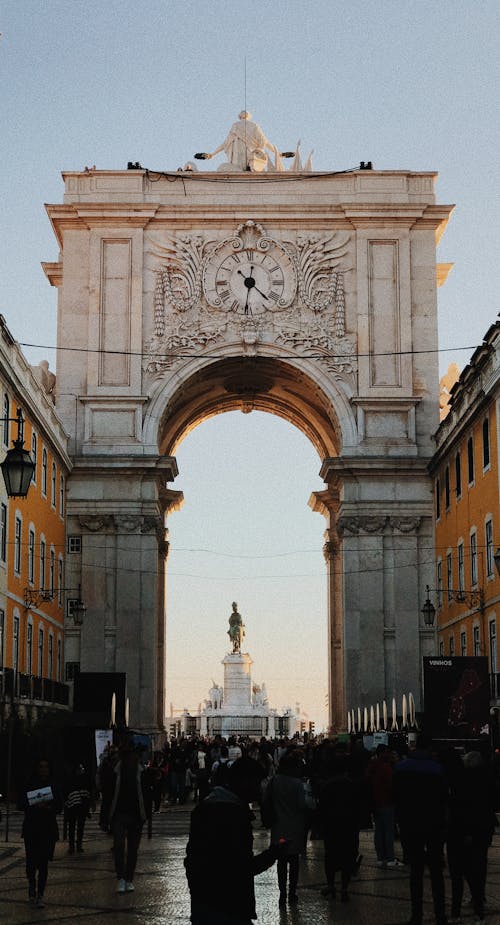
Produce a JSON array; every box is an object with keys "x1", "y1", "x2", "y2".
[{"x1": 0, "y1": 667, "x2": 69, "y2": 706}]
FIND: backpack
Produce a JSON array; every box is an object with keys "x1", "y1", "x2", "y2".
[{"x1": 211, "y1": 759, "x2": 231, "y2": 789}]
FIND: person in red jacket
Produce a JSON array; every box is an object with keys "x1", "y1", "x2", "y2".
[{"x1": 366, "y1": 744, "x2": 403, "y2": 868}]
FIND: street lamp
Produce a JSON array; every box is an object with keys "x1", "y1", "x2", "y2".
[
  {"x1": 24, "y1": 585, "x2": 86, "y2": 625},
  {"x1": 421, "y1": 585, "x2": 436, "y2": 626},
  {"x1": 0, "y1": 408, "x2": 35, "y2": 497}
]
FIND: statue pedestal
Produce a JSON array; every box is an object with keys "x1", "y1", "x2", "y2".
[{"x1": 222, "y1": 652, "x2": 253, "y2": 710}]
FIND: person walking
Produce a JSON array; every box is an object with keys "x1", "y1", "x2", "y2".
[
  {"x1": 393, "y1": 734, "x2": 448, "y2": 925},
  {"x1": 185, "y1": 756, "x2": 281, "y2": 925},
  {"x1": 262, "y1": 752, "x2": 310, "y2": 908},
  {"x1": 64, "y1": 763, "x2": 92, "y2": 854},
  {"x1": 447, "y1": 750, "x2": 496, "y2": 924},
  {"x1": 366, "y1": 744, "x2": 403, "y2": 868},
  {"x1": 317, "y1": 750, "x2": 361, "y2": 902},
  {"x1": 21, "y1": 758, "x2": 63, "y2": 908},
  {"x1": 109, "y1": 738, "x2": 148, "y2": 893}
]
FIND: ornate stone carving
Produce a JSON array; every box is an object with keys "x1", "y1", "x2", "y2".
[
  {"x1": 78, "y1": 514, "x2": 113, "y2": 532},
  {"x1": 323, "y1": 540, "x2": 338, "y2": 562},
  {"x1": 115, "y1": 515, "x2": 143, "y2": 533},
  {"x1": 389, "y1": 517, "x2": 422, "y2": 534},
  {"x1": 337, "y1": 515, "x2": 388, "y2": 535},
  {"x1": 144, "y1": 224, "x2": 355, "y2": 389}
]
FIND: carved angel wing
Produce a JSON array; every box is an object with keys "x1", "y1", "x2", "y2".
[
  {"x1": 149, "y1": 235, "x2": 214, "y2": 335},
  {"x1": 294, "y1": 233, "x2": 350, "y2": 314}
]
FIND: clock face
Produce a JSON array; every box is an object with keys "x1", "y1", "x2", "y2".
[{"x1": 203, "y1": 242, "x2": 296, "y2": 315}]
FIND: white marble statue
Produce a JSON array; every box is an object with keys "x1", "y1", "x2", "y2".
[{"x1": 198, "y1": 111, "x2": 282, "y2": 173}]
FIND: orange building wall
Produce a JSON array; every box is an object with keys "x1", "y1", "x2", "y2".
[
  {"x1": 434, "y1": 397, "x2": 500, "y2": 668},
  {"x1": 4, "y1": 408, "x2": 67, "y2": 681}
]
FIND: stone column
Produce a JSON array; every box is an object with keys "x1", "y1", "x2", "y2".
[
  {"x1": 309, "y1": 483, "x2": 342, "y2": 731},
  {"x1": 66, "y1": 456, "x2": 180, "y2": 732}
]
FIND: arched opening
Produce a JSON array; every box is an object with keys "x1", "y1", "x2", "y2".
[{"x1": 164, "y1": 410, "x2": 328, "y2": 730}]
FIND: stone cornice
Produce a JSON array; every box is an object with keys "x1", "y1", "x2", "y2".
[
  {"x1": 321, "y1": 455, "x2": 431, "y2": 481},
  {"x1": 70, "y1": 454, "x2": 178, "y2": 482},
  {"x1": 41, "y1": 261, "x2": 63, "y2": 287}
]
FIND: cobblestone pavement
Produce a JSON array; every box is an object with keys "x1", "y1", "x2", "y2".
[{"x1": 0, "y1": 803, "x2": 499, "y2": 925}]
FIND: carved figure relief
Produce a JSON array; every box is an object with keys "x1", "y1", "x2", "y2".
[{"x1": 144, "y1": 222, "x2": 355, "y2": 389}]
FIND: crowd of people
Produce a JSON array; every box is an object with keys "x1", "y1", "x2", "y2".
[{"x1": 17, "y1": 731, "x2": 499, "y2": 924}]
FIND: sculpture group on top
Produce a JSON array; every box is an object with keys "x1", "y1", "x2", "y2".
[{"x1": 193, "y1": 111, "x2": 313, "y2": 173}]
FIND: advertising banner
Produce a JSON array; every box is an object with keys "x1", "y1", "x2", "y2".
[{"x1": 423, "y1": 656, "x2": 490, "y2": 739}]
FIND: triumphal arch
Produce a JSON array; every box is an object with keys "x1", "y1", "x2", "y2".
[{"x1": 43, "y1": 115, "x2": 453, "y2": 731}]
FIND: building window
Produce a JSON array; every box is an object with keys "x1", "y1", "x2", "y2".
[
  {"x1": 460, "y1": 630, "x2": 467, "y2": 656},
  {"x1": 436, "y1": 478, "x2": 441, "y2": 520},
  {"x1": 58, "y1": 556, "x2": 63, "y2": 606},
  {"x1": 437, "y1": 560, "x2": 443, "y2": 607},
  {"x1": 489, "y1": 620, "x2": 497, "y2": 674},
  {"x1": 48, "y1": 634, "x2": 53, "y2": 679},
  {"x1": 59, "y1": 475, "x2": 65, "y2": 517},
  {"x1": 2, "y1": 394, "x2": 9, "y2": 446},
  {"x1": 31, "y1": 431, "x2": 37, "y2": 483},
  {"x1": 68, "y1": 536, "x2": 82, "y2": 554},
  {"x1": 26, "y1": 622, "x2": 33, "y2": 675},
  {"x1": 50, "y1": 547, "x2": 55, "y2": 595},
  {"x1": 41, "y1": 448, "x2": 48, "y2": 496},
  {"x1": 51, "y1": 462, "x2": 56, "y2": 507},
  {"x1": 13, "y1": 615, "x2": 20, "y2": 672},
  {"x1": 65, "y1": 661, "x2": 80, "y2": 681},
  {"x1": 455, "y1": 451, "x2": 462, "y2": 499},
  {"x1": 14, "y1": 515, "x2": 22, "y2": 574},
  {"x1": 445, "y1": 466, "x2": 450, "y2": 510},
  {"x1": 0, "y1": 503, "x2": 6, "y2": 563},
  {"x1": 470, "y1": 531, "x2": 478, "y2": 587},
  {"x1": 40, "y1": 538, "x2": 46, "y2": 589},
  {"x1": 486, "y1": 519, "x2": 494, "y2": 577},
  {"x1": 449, "y1": 635, "x2": 455, "y2": 656},
  {"x1": 458, "y1": 542, "x2": 465, "y2": 594},
  {"x1": 0, "y1": 609, "x2": 4, "y2": 668},
  {"x1": 473, "y1": 625, "x2": 481, "y2": 656},
  {"x1": 482, "y1": 417, "x2": 490, "y2": 469},
  {"x1": 439, "y1": 639, "x2": 444, "y2": 656},
  {"x1": 467, "y1": 436, "x2": 474, "y2": 484},
  {"x1": 28, "y1": 528, "x2": 35, "y2": 584},
  {"x1": 447, "y1": 552, "x2": 453, "y2": 601},
  {"x1": 38, "y1": 627, "x2": 44, "y2": 677},
  {"x1": 57, "y1": 638, "x2": 62, "y2": 681}
]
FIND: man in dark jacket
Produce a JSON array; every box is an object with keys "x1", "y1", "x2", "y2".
[
  {"x1": 393, "y1": 735, "x2": 448, "y2": 925},
  {"x1": 185, "y1": 757, "x2": 279, "y2": 925}
]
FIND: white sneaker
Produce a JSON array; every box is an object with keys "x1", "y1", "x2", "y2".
[
  {"x1": 116, "y1": 879, "x2": 126, "y2": 893},
  {"x1": 386, "y1": 859, "x2": 404, "y2": 868},
  {"x1": 125, "y1": 882, "x2": 135, "y2": 892}
]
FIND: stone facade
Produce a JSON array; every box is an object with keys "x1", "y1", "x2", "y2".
[{"x1": 43, "y1": 162, "x2": 453, "y2": 731}]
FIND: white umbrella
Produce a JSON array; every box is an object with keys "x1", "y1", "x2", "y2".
[
  {"x1": 125, "y1": 697, "x2": 130, "y2": 727},
  {"x1": 347, "y1": 712, "x2": 351, "y2": 734},
  {"x1": 391, "y1": 697, "x2": 398, "y2": 731},
  {"x1": 363, "y1": 707, "x2": 368, "y2": 732},
  {"x1": 357, "y1": 707, "x2": 362, "y2": 732},
  {"x1": 383, "y1": 700, "x2": 388, "y2": 730},
  {"x1": 402, "y1": 693, "x2": 408, "y2": 728},
  {"x1": 409, "y1": 692, "x2": 418, "y2": 729},
  {"x1": 376, "y1": 703, "x2": 381, "y2": 731},
  {"x1": 352, "y1": 709, "x2": 356, "y2": 733},
  {"x1": 110, "y1": 692, "x2": 116, "y2": 727},
  {"x1": 370, "y1": 705, "x2": 375, "y2": 732}
]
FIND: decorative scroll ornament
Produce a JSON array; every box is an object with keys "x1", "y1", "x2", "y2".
[
  {"x1": 144, "y1": 224, "x2": 355, "y2": 389},
  {"x1": 337, "y1": 515, "x2": 388, "y2": 536},
  {"x1": 390, "y1": 517, "x2": 422, "y2": 534}
]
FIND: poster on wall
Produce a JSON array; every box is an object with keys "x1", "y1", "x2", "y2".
[
  {"x1": 95, "y1": 729, "x2": 113, "y2": 765},
  {"x1": 423, "y1": 656, "x2": 490, "y2": 739}
]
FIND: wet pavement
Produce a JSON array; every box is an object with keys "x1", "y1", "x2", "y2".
[{"x1": 0, "y1": 802, "x2": 499, "y2": 924}]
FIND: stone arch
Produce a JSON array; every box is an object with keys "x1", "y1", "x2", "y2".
[{"x1": 144, "y1": 350, "x2": 357, "y2": 458}]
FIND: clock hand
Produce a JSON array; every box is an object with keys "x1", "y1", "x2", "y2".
[{"x1": 252, "y1": 285, "x2": 269, "y2": 300}]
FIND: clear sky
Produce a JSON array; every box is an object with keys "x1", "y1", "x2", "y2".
[{"x1": 1, "y1": 0, "x2": 499, "y2": 728}]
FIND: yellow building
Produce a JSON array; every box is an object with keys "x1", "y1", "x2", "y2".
[
  {"x1": 431, "y1": 321, "x2": 500, "y2": 736},
  {"x1": 0, "y1": 316, "x2": 71, "y2": 718}
]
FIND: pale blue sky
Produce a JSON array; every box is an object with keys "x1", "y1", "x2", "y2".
[{"x1": 1, "y1": 0, "x2": 499, "y2": 726}]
